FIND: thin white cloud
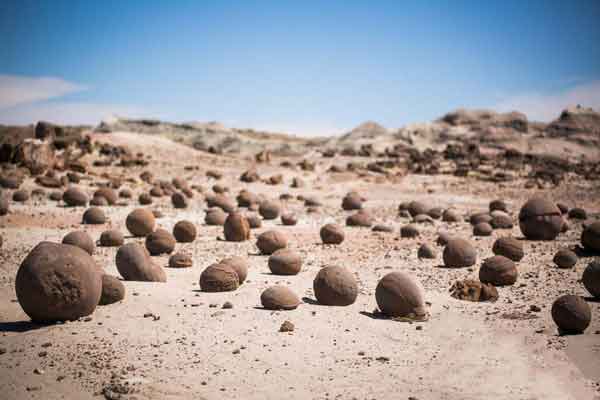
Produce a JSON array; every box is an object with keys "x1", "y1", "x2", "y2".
[
  {"x1": 0, "y1": 75, "x2": 87, "y2": 109},
  {"x1": 0, "y1": 101, "x2": 151, "y2": 126},
  {"x1": 494, "y1": 80, "x2": 600, "y2": 122}
]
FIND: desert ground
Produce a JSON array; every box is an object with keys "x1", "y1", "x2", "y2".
[{"x1": 0, "y1": 109, "x2": 599, "y2": 400}]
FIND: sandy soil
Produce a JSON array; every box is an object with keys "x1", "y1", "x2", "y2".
[{"x1": 1, "y1": 132, "x2": 599, "y2": 400}]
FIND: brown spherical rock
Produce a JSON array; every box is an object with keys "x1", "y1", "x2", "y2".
[
  {"x1": 582, "y1": 261, "x2": 600, "y2": 298},
  {"x1": 442, "y1": 209, "x2": 461, "y2": 223},
  {"x1": 237, "y1": 190, "x2": 260, "y2": 208},
  {"x1": 492, "y1": 237, "x2": 524, "y2": 262},
  {"x1": 62, "y1": 230, "x2": 95, "y2": 255},
  {"x1": 400, "y1": 224, "x2": 420, "y2": 238},
  {"x1": 145, "y1": 229, "x2": 176, "y2": 255},
  {"x1": 581, "y1": 222, "x2": 600, "y2": 252},
  {"x1": 408, "y1": 201, "x2": 429, "y2": 217},
  {"x1": 470, "y1": 212, "x2": 492, "y2": 226},
  {"x1": 90, "y1": 196, "x2": 108, "y2": 206},
  {"x1": 551, "y1": 295, "x2": 591, "y2": 333},
  {"x1": 82, "y1": 207, "x2": 106, "y2": 225},
  {"x1": 12, "y1": 190, "x2": 29, "y2": 202},
  {"x1": 427, "y1": 207, "x2": 443, "y2": 220},
  {"x1": 320, "y1": 223, "x2": 344, "y2": 244},
  {"x1": 150, "y1": 186, "x2": 163, "y2": 197},
  {"x1": 223, "y1": 212, "x2": 251, "y2": 242},
  {"x1": 568, "y1": 208, "x2": 587, "y2": 220},
  {"x1": 173, "y1": 220, "x2": 197, "y2": 243},
  {"x1": 417, "y1": 243, "x2": 437, "y2": 259},
  {"x1": 246, "y1": 214, "x2": 262, "y2": 229},
  {"x1": 220, "y1": 256, "x2": 249, "y2": 283},
  {"x1": 15, "y1": 242, "x2": 102, "y2": 322},
  {"x1": 126, "y1": 208, "x2": 156, "y2": 237},
  {"x1": 199, "y1": 263, "x2": 239, "y2": 292},
  {"x1": 63, "y1": 186, "x2": 89, "y2": 207},
  {"x1": 443, "y1": 238, "x2": 477, "y2": 268},
  {"x1": 138, "y1": 193, "x2": 153, "y2": 205},
  {"x1": 205, "y1": 208, "x2": 227, "y2": 226},
  {"x1": 341, "y1": 193, "x2": 363, "y2": 210},
  {"x1": 281, "y1": 213, "x2": 298, "y2": 226},
  {"x1": 519, "y1": 197, "x2": 563, "y2": 240},
  {"x1": 119, "y1": 188, "x2": 132, "y2": 199},
  {"x1": 313, "y1": 266, "x2": 357, "y2": 306},
  {"x1": 260, "y1": 285, "x2": 300, "y2": 310},
  {"x1": 116, "y1": 243, "x2": 166, "y2": 282},
  {"x1": 473, "y1": 222, "x2": 493, "y2": 236},
  {"x1": 436, "y1": 231, "x2": 453, "y2": 246},
  {"x1": 256, "y1": 230, "x2": 288, "y2": 255},
  {"x1": 346, "y1": 210, "x2": 373, "y2": 227},
  {"x1": 99, "y1": 230, "x2": 124, "y2": 247},
  {"x1": 99, "y1": 274, "x2": 125, "y2": 305},
  {"x1": 553, "y1": 248, "x2": 578, "y2": 269},
  {"x1": 489, "y1": 199, "x2": 508, "y2": 213},
  {"x1": 171, "y1": 192, "x2": 188, "y2": 209},
  {"x1": 375, "y1": 271, "x2": 427, "y2": 319},
  {"x1": 207, "y1": 194, "x2": 236, "y2": 213},
  {"x1": 372, "y1": 224, "x2": 394, "y2": 233},
  {"x1": 479, "y1": 255, "x2": 518, "y2": 286},
  {"x1": 490, "y1": 213, "x2": 513, "y2": 229},
  {"x1": 268, "y1": 249, "x2": 302, "y2": 275},
  {"x1": 259, "y1": 200, "x2": 281, "y2": 220},
  {"x1": 168, "y1": 252, "x2": 193, "y2": 268},
  {"x1": 93, "y1": 188, "x2": 117, "y2": 205}
]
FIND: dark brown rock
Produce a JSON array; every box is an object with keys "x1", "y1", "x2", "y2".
[
  {"x1": 443, "y1": 238, "x2": 477, "y2": 268},
  {"x1": 220, "y1": 256, "x2": 249, "y2": 283},
  {"x1": 473, "y1": 222, "x2": 493, "y2": 236},
  {"x1": 126, "y1": 209, "x2": 155, "y2": 237},
  {"x1": 582, "y1": 261, "x2": 600, "y2": 298},
  {"x1": 93, "y1": 188, "x2": 117, "y2": 205},
  {"x1": 259, "y1": 200, "x2": 281, "y2": 220},
  {"x1": 375, "y1": 271, "x2": 427, "y2": 319},
  {"x1": 519, "y1": 197, "x2": 563, "y2": 240},
  {"x1": 168, "y1": 252, "x2": 193, "y2": 268},
  {"x1": 400, "y1": 224, "x2": 419, "y2": 238},
  {"x1": 346, "y1": 210, "x2": 373, "y2": 227},
  {"x1": 479, "y1": 255, "x2": 518, "y2": 286},
  {"x1": 417, "y1": 243, "x2": 437, "y2": 259},
  {"x1": 320, "y1": 224, "x2": 344, "y2": 244},
  {"x1": 205, "y1": 208, "x2": 227, "y2": 226},
  {"x1": 281, "y1": 213, "x2": 297, "y2": 226},
  {"x1": 450, "y1": 279, "x2": 498, "y2": 302},
  {"x1": 341, "y1": 193, "x2": 363, "y2": 210},
  {"x1": 553, "y1": 248, "x2": 577, "y2": 269},
  {"x1": 99, "y1": 275, "x2": 125, "y2": 305},
  {"x1": 62, "y1": 231, "x2": 95, "y2": 255},
  {"x1": 173, "y1": 220, "x2": 197, "y2": 243},
  {"x1": 551, "y1": 295, "x2": 591, "y2": 333},
  {"x1": 581, "y1": 222, "x2": 600, "y2": 252},
  {"x1": 568, "y1": 208, "x2": 587, "y2": 220}
]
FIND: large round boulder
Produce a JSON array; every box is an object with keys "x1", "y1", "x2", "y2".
[
  {"x1": 518, "y1": 197, "x2": 563, "y2": 240},
  {"x1": 173, "y1": 220, "x2": 197, "y2": 243},
  {"x1": 99, "y1": 230, "x2": 124, "y2": 247},
  {"x1": 320, "y1": 224, "x2": 344, "y2": 245},
  {"x1": 82, "y1": 207, "x2": 106, "y2": 224},
  {"x1": 551, "y1": 295, "x2": 591, "y2": 334},
  {"x1": 581, "y1": 222, "x2": 600, "y2": 252},
  {"x1": 492, "y1": 237, "x2": 524, "y2": 261},
  {"x1": 346, "y1": 210, "x2": 373, "y2": 227},
  {"x1": 205, "y1": 208, "x2": 227, "y2": 226},
  {"x1": 582, "y1": 261, "x2": 600, "y2": 298},
  {"x1": 220, "y1": 256, "x2": 249, "y2": 284},
  {"x1": 15, "y1": 242, "x2": 102, "y2": 322},
  {"x1": 63, "y1": 187, "x2": 89, "y2": 207},
  {"x1": 62, "y1": 231, "x2": 95, "y2": 255},
  {"x1": 260, "y1": 286, "x2": 300, "y2": 310},
  {"x1": 145, "y1": 229, "x2": 176, "y2": 255},
  {"x1": 479, "y1": 255, "x2": 518, "y2": 286},
  {"x1": 443, "y1": 238, "x2": 477, "y2": 268},
  {"x1": 258, "y1": 200, "x2": 281, "y2": 220},
  {"x1": 126, "y1": 208, "x2": 156, "y2": 237},
  {"x1": 313, "y1": 266, "x2": 357, "y2": 306},
  {"x1": 199, "y1": 263, "x2": 239, "y2": 292},
  {"x1": 268, "y1": 249, "x2": 302, "y2": 275},
  {"x1": 223, "y1": 212, "x2": 251, "y2": 242},
  {"x1": 256, "y1": 230, "x2": 288, "y2": 255},
  {"x1": 375, "y1": 271, "x2": 427, "y2": 319},
  {"x1": 99, "y1": 274, "x2": 125, "y2": 305}
]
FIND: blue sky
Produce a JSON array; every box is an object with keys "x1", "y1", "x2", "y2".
[{"x1": 1, "y1": 0, "x2": 599, "y2": 135}]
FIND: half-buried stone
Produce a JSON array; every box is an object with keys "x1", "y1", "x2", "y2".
[
  {"x1": 260, "y1": 286, "x2": 300, "y2": 310},
  {"x1": 268, "y1": 249, "x2": 302, "y2": 275},
  {"x1": 518, "y1": 197, "x2": 563, "y2": 240},
  {"x1": 479, "y1": 255, "x2": 518, "y2": 286},
  {"x1": 116, "y1": 243, "x2": 166, "y2": 282},
  {"x1": 82, "y1": 207, "x2": 106, "y2": 224},
  {"x1": 256, "y1": 230, "x2": 288, "y2": 255},
  {"x1": 126, "y1": 208, "x2": 155, "y2": 237},
  {"x1": 99, "y1": 230, "x2": 124, "y2": 247},
  {"x1": 63, "y1": 186, "x2": 89, "y2": 207},
  {"x1": 443, "y1": 238, "x2": 477, "y2": 268},
  {"x1": 313, "y1": 266, "x2": 357, "y2": 306},
  {"x1": 375, "y1": 271, "x2": 428, "y2": 320},
  {"x1": 62, "y1": 230, "x2": 95, "y2": 255},
  {"x1": 199, "y1": 263, "x2": 239, "y2": 292},
  {"x1": 168, "y1": 252, "x2": 193, "y2": 268},
  {"x1": 16, "y1": 242, "x2": 102, "y2": 322},
  {"x1": 99, "y1": 274, "x2": 125, "y2": 305},
  {"x1": 145, "y1": 229, "x2": 176, "y2": 255}
]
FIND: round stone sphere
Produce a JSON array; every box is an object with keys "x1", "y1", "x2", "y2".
[
  {"x1": 401, "y1": 224, "x2": 419, "y2": 238},
  {"x1": 13, "y1": 190, "x2": 29, "y2": 202},
  {"x1": 417, "y1": 243, "x2": 437, "y2": 259},
  {"x1": 490, "y1": 213, "x2": 513, "y2": 229},
  {"x1": 199, "y1": 263, "x2": 239, "y2": 292},
  {"x1": 582, "y1": 261, "x2": 600, "y2": 298},
  {"x1": 173, "y1": 220, "x2": 197, "y2": 243},
  {"x1": 246, "y1": 214, "x2": 262, "y2": 229},
  {"x1": 581, "y1": 222, "x2": 600, "y2": 252},
  {"x1": 99, "y1": 274, "x2": 125, "y2": 305},
  {"x1": 518, "y1": 197, "x2": 563, "y2": 240},
  {"x1": 168, "y1": 252, "x2": 193, "y2": 268},
  {"x1": 63, "y1": 187, "x2": 89, "y2": 207},
  {"x1": 407, "y1": 201, "x2": 429, "y2": 217},
  {"x1": 492, "y1": 237, "x2": 524, "y2": 261},
  {"x1": 171, "y1": 192, "x2": 188, "y2": 209},
  {"x1": 313, "y1": 265, "x2": 357, "y2": 306},
  {"x1": 207, "y1": 194, "x2": 236, "y2": 213},
  {"x1": 116, "y1": 243, "x2": 166, "y2": 282},
  {"x1": 82, "y1": 207, "x2": 106, "y2": 224},
  {"x1": 126, "y1": 208, "x2": 156, "y2": 237},
  {"x1": 145, "y1": 229, "x2": 176, "y2": 255},
  {"x1": 375, "y1": 271, "x2": 427, "y2": 318},
  {"x1": 320, "y1": 224, "x2": 344, "y2": 244},
  {"x1": 268, "y1": 249, "x2": 302, "y2": 275},
  {"x1": 139, "y1": 193, "x2": 153, "y2": 205},
  {"x1": 205, "y1": 208, "x2": 227, "y2": 226},
  {"x1": 346, "y1": 210, "x2": 373, "y2": 227},
  {"x1": 260, "y1": 285, "x2": 300, "y2": 310},
  {"x1": 237, "y1": 190, "x2": 260, "y2": 208},
  {"x1": 62, "y1": 230, "x2": 95, "y2": 255},
  {"x1": 90, "y1": 196, "x2": 108, "y2": 206},
  {"x1": 568, "y1": 208, "x2": 587, "y2": 220},
  {"x1": 281, "y1": 213, "x2": 298, "y2": 226},
  {"x1": 473, "y1": 222, "x2": 493, "y2": 236},
  {"x1": 372, "y1": 224, "x2": 394, "y2": 233},
  {"x1": 119, "y1": 188, "x2": 132, "y2": 199},
  {"x1": 442, "y1": 209, "x2": 461, "y2": 223},
  {"x1": 15, "y1": 242, "x2": 102, "y2": 322},
  {"x1": 551, "y1": 295, "x2": 591, "y2": 334},
  {"x1": 93, "y1": 187, "x2": 118, "y2": 205},
  {"x1": 479, "y1": 255, "x2": 518, "y2": 286},
  {"x1": 470, "y1": 213, "x2": 492, "y2": 226},
  {"x1": 489, "y1": 199, "x2": 508, "y2": 213},
  {"x1": 553, "y1": 248, "x2": 578, "y2": 269},
  {"x1": 436, "y1": 231, "x2": 453, "y2": 246},
  {"x1": 256, "y1": 230, "x2": 288, "y2": 255},
  {"x1": 443, "y1": 238, "x2": 477, "y2": 268},
  {"x1": 220, "y1": 256, "x2": 249, "y2": 283},
  {"x1": 99, "y1": 230, "x2": 124, "y2": 247},
  {"x1": 342, "y1": 193, "x2": 363, "y2": 210},
  {"x1": 259, "y1": 200, "x2": 281, "y2": 220},
  {"x1": 223, "y1": 212, "x2": 251, "y2": 242}
]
